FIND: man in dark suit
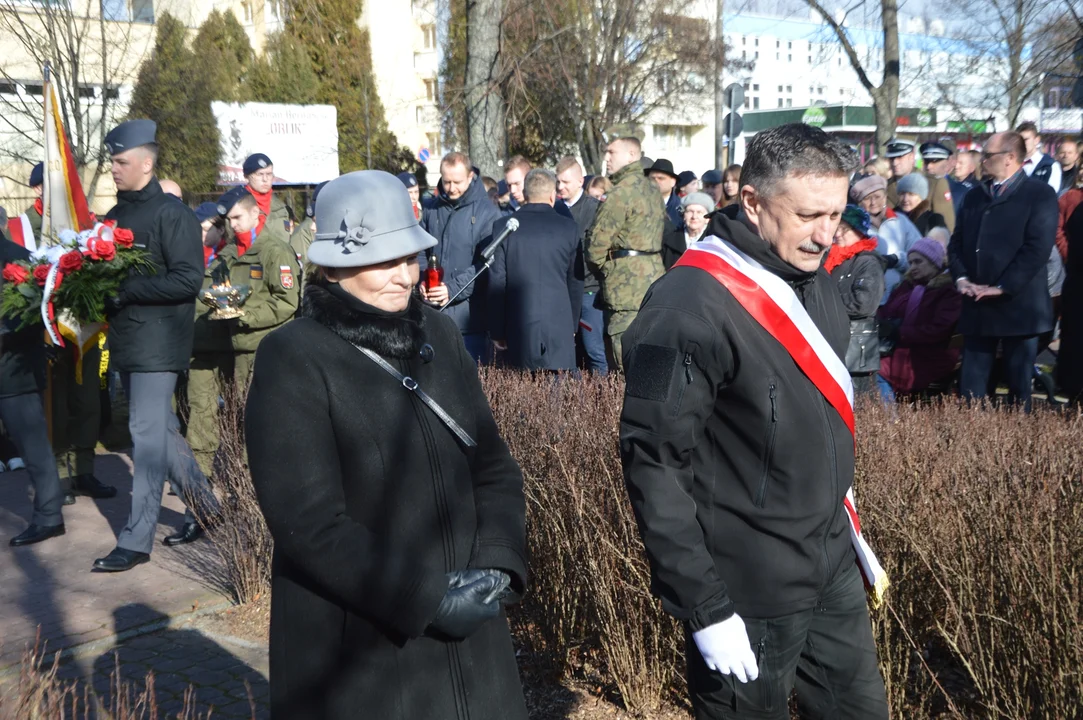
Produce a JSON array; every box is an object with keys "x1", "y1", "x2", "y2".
[
  {"x1": 556, "y1": 156, "x2": 606, "y2": 373},
  {"x1": 949, "y1": 131, "x2": 1059, "y2": 411},
  {"x1": 489, "y1": 169, "x2": 583, "y2": 371}
]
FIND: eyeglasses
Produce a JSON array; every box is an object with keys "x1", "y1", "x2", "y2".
[
  {"x1": 251, "y1": 171, "x2": 275, "y2": 180},
  {"x1": 981, "y1": 151, "x2": 1009, "y2": 161}
]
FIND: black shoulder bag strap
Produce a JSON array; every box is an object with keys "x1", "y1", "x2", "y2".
[{"x1": 353, "y1": 345, "x2": 477, "y2": 448}]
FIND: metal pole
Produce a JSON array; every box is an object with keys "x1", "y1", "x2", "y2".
[{"x1": 714, "y1": 0, "x2": 725, "y2": 171}]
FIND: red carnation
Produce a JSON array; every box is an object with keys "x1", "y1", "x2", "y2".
[
  {"x1": 85, "y1": 237, "x2": 117, "y2": 262},
  {"x1": 33, "y1": 264, "x2": 51, "y2": 286},
  {"x1": 112, "y1": 227, "x2": 134, "y2": 248},
  {"x1": 59, "y1": 251, "x2": 84, "y2": 273},
  {"x1": 2, "y1": 263, "x2": 29, "y2": 285}
]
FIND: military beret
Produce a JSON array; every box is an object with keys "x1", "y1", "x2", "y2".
[
  {"x1": 883, "y1": 138, "x2": 915, "y2": 158},
  {"x1": 104, "y1": 119, "x2": 157, "y2": 155},
  {"x1": 29, "y1": 162, "x2": 43, "y2": 188},
  {"x1": 397, "y1": 171, "x2": 419, "y2": 189},
  {"x1": 194, "y1": 202, "x2": 219, "y2": 223},
  {"x1": 701, "y1": 169, "x2": 723, "y2": 185},
  {"x1": 216, "y1": 186, "x2": 251, "y2": 216},
  {"x1": 243, "y1": 153, "x2": 273, "y2": 176},
  {"x1": 920, "y1": 142, "x2": 951, "y2": 161},
  {"x1": 676, "y1": 170, "x2": 698, "y2": 188}
]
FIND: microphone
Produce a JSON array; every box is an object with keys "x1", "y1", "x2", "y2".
[{"x1": 481, "y1": 218, "x2": 519, "y2": 261}]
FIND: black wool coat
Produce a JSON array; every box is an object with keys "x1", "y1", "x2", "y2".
[
  {"x1": 948, "y1": 174, "x2": 1058, "y2": 337},
  {"x1": 105, "y1": 177, "x2": 204, "y2": 372},
  {"x1": 246, "y1": 281, "x2": 528, "y2": 720},
  {"x1": 488, "y1": 203, "x2": 583, "y2": 370},
  {"x1": 0, "y1": 238, "x2": 46, "y2": 399},
  {"x1": 1058, "y1": 200, "x2": 1083, "y2": 397}
]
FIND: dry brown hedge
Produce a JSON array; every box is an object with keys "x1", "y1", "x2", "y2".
[{"x1": 480, "y1": 369, "x2": 1083, "y2": 718}]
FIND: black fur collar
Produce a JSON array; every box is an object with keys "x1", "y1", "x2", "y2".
[{"x1": 302, "y1": 281, "x2": 426, "y2": 359}]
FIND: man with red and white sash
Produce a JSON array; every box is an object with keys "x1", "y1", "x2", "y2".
[
  {"x1": 7, "y1": 162, "x2": 44, "y2": 250},
  {"x1": 620, "y1": 124, "x2": 888, "y2": 719}
]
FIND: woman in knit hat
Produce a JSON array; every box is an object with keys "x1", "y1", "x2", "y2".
[
  {"x1": 876, "y1": 236, "x2": 963, "y2": 401},
  {"x1": 825, "y1": 205, "x2": 885, "y2": 395},
  {"x1": 850, "y1": 172, "x2": 922, "y2": 302},
  {"x1": 894, "y1": 172, "x2": 947, "y2": 236}
]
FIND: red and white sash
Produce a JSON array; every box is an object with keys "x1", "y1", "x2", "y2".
[
  {"x1": 6, "y1": 214, "x2": 36, "y2": 253},
  {"x1": 673, "y1": 237, "x2": 889, "y2": 608}
]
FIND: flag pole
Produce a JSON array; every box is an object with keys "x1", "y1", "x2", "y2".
[{"x1": 41, "y1": 62, "x2": 56, "y2": 447}]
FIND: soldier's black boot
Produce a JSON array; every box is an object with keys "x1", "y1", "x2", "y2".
[{"x1": 73, "y1": 474, "x2": 118, "y2": 499}]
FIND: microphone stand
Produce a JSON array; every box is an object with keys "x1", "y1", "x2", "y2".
[{"x1": 439, "y1": 219, "x2": 519, "y2": 311}]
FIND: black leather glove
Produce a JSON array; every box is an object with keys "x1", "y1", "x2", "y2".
[
  {"x1": 428, "y1": 569, "x2": 511, "y2": 640},
  {"x1": 104, "y1": 293, "x2": 127, "y2": 316},
  {"x1": 879, "y1": 254, "x2": 900, "y2": 270}
]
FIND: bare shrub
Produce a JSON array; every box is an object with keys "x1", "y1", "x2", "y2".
[{"x1": 0, "y1": 635, "x2": 231, "y2": 719}]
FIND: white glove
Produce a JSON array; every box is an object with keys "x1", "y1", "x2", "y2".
[{"x1": 692, "y1": 613, "x2": 759, "y2": 683}]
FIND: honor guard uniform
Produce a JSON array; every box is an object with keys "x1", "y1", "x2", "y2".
[
  {"x1": 917, "y1": 141, "x2": 957, "y2": 232},
  {"x1": 93, "y1": 119, "x2": 220, "y2": 573}
]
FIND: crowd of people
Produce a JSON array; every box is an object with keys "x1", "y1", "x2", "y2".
[{"x1": 0, "y1": 112, "x2": 1078, "y2": 718}]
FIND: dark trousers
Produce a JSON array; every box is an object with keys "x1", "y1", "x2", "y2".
[
  {"x1": 686, "y1": 563, "x2": 888, "y2": 720},
  {"x1": 117, "y1": 372, "x2": 218, "y2": 555},
  {"x1": 579, "y1": 291, "x2": 608, "y2": 374},
  {"x1": 50, "y1": 342, "x2": 102, "y2": 486},
  {"x1": 960, "y1": 334, "x2": 1038, "y2": 412},
  {"x1": 0, "y1": 393, "x2": 63, "y2": 527}
]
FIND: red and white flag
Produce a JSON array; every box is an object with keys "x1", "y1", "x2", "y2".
[{"x1": 674, "y1": 237, "x2": 889, "y2": 608}]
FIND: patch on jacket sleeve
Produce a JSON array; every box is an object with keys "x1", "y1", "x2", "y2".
[
  {"x1": 280, "y1": 265, "x2": 294, "y2": 289},
  {"x1": 626, "y1": 344, "x2": 678, "y2": 402}
]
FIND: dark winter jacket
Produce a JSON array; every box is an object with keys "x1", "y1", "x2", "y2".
[
  {"x1": 949, "y1": 172, "x2": 1059, "y2": 337},
  {"x1": 826, "y1": 241, "x2": 885, "y2": 374},
  {"x1": 246, "y1": 281, "x2": 528, "y2": 720},
  {"x1": 488, "y1": 204, "x2": 582, "y2": 370},
  {"x1": 904, "y1": 201, "x2": 947, "y2": 237},
  {"x1": 563, "y1": 193, "x2": 602, "y2": 294},
  {"x1": 421, "y1": 175, "x2": 500, "y2": 335},
  {"x1": 662, "y1": 225, "x2": 702, "y2": 270},
  {"x1": 105, "y1": 177, "x2": 204, "y2": 372},
  {"x1": 1057, "y1": 197, "x2": 1083, "y2": 397},
  {"x1": 620, "y1": 212, "x2": 855, "y2": 623},
  {"x1": 0, "y1": 239, "x2": 45, "y2": 398},
  {"x1": 878, "y1": 273, "x2": 962, "y2": 393}
]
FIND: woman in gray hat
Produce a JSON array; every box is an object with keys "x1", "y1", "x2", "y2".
[{"x1": 244, "y1": 170, "x2": 528, "y2": 720}]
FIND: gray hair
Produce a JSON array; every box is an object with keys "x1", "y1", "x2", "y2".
[
  {"x1": 524, "y1": 168, "x2": 557, "y2": 201},
  {"x1": 741, "y1": 124, "x2": 858, "y2": 199}
]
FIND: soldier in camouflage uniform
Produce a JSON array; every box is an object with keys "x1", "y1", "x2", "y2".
[{"x1": 586, "y1": 136, "x2": 666, "y2": 371}]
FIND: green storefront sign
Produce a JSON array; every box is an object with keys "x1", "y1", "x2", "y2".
[
  {"x1": 946, "y1": 119, "x2": 989, "y2": 134},
  {"x1": 744, "y1": 105, "x2": 938, "y2": 133}
]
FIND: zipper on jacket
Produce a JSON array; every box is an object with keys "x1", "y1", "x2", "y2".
[
  {"x1": 755, "y1": 383, "x2": 778, "y2": 508},
  {"x1": 814, "y1": 393, "x2": 841, "y2": 592},
  {"x1": 673, "y1": 351, "x2": 694, "y2": 415}
]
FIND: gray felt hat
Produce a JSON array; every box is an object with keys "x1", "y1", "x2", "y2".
[{"x1": 309, "y1": 171, "x2": 436, "y2": 268}]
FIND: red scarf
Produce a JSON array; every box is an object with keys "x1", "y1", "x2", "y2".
[
  {"x1": 246, "y1": 186, "x2": 273, "y2": 237},
  {"x1": 34, "y1": 198, "x2": 43, "y2": 216},
  {"x1": 823, "y1": 238, "x2": 878, "y2": 274}
]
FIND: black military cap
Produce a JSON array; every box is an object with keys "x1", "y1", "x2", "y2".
[
  {"x1": 397, "y1": 171, "x2": 418, "y2": 189},
  {"x1": 216, "y1": 186, "x2": 251, "y2": 216},
  {"x1": 243, "y1": 153, "x2": 273, "y2": 176},
  {"x1": 306, "y1": 180, "x2": 330, "y2": 218},
  {"x1": 29, "y1": 162, "x2": 43, "y2": 188},
  {"x1": 104, "y1": 119, "x2": 157, "y2": 155},
  {"x1": 883, "y1": 138, "x2": 915, "y2": 159},
  {"x1": 920, "y1": 141, "x2": 951, "y2": 161}
]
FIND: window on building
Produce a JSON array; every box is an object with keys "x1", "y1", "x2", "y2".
[
  {"x1": 754, "y1": 38, "x2": 759, "y2": 47},
  {"x1": 104, "y1": 86, "x2": 120, "y2": 100},
  {"x1": 786, "y1": 99, "x2": 792, "y2": 107},
  {"x1": 416, "y1": 106, "x2": 426, "y2": 124},
  {"x1": 753, "y1": 83, "x2": 759, "y2": 91},
  {"x1": 24, "y1": 84, "x2": 43, "y2": 96},
  {"x1": 786, "y1": 85, "x2": 791, "y2": 93},
  {"x1": 424, "y1": 78, "x2": 436, "y2": 101},
  {"x1": 744, "y1": 97, "x2": 750, "y2": 109},
  {"x1": 754, "y1": 51, "x2": 759, "y2": 59},
  {"x1": 241, "y1": 0, "x2": 252, "y2": 21},
  {"x1": 778, "y1": 98, "x2": 783, "y2": 107},
  {"x1": 742, "y1": 36, "x2": 746, "y2": 45},
  {"x1": 743, "y1": 81, "x2": 750, "y2": 91},
  {"x1": 422, "y1": 24, "x2": 437, "y2": 50},
  {"x1": 788, "y1": 41, "x2": 792, "y2": 49},
  {"x1": 131, "y1": 0, "x2": 154, "y2": 23},
  {"x1": 77, "y1": 85, "x2": 96, "y2": 99},
  {"x1": 753, "y1": 97, "x2": 760, "y2": 109},
  {"x1": 776, "y1": 52, "x2": 780, "y2": 60},
  {"x1": 101, "y1": 0, "x2": 127, "y2": 20},
  {"x1": 776, "y1": 40, "x2": 780, "y2": 48},
  {"x1": 266, "y1": 0, "x2": 280, "y2": 18},
  {"x1": 742, "y1": 50, "x2": 746, "y2": 60},
  {"x1": 778, "y1": 85, "x2": 783, "y2": 92},
  {"x1": 808, "y1": 55, "x2": 812, "y2": 64},
  {"x1": 0, "y1": 82, "x2": 16, "y2": 95},
  {"x1": 787, "y1": 54, "x2": 792, "y2": 62},
  {"x1": 653, "y1": 124, "x2": 693, "y2": 151},
  {"x1": 818, "y1": 86, "x2": 824, "y2": 95},
  {"x1": 426, "y1": 132, "x2": 441, "y2": 155}
]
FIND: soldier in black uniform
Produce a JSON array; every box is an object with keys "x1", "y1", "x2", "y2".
[{"x1": 92, "y1": 120, "x2": 220, "y2": 573}]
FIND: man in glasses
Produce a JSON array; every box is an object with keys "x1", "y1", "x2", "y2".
[{"x1": 948, "y1": 132, "x2": 1058, "y2": 411}]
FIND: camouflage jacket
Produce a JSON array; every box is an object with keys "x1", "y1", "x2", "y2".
[{"x1": 585, "y1": 162, "x2": 665, "y2": 312}]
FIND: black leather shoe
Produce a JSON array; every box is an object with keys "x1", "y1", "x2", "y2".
[
  {"x1": 63, "y1": 492, "x2": 76, "y2": 506},
  {"x1": 10, "y1": 524, "x2": 65, "y2": 547},
  {"x1": 73, "y1": 474, "x2": 118, "y2": 499},
  {"x1": 163, "y1": 521, "x2": 204, "y2": 547},
  {"x1": 92, "y1": 547, "x2": 150, "y2": 572}
]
